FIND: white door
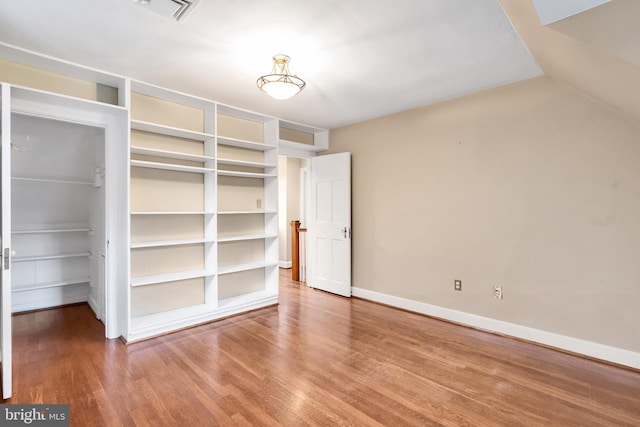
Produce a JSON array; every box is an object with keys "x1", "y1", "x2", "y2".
[
  {"x1": 308, "y1": 152, "x2": 351, "y2": 297},
  {"x1": 0, "y1": 83, "x2": 12, "y2": 399}
]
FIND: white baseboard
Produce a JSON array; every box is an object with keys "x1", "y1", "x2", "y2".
[
  {"x1": 279, "y1": 261, "x2": 292, "y2": 268},
  {"x1": 352, "y1": 287, "x2": 640, "y2": 370}
]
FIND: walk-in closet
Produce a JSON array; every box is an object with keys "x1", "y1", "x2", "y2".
[{"x1": 11, "y1": 113, "x2": 106, "y2": 316}]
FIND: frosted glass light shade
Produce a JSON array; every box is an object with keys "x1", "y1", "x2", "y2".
[{"x1": 257, "y1": 55, "x2": 305, "y2": 100}]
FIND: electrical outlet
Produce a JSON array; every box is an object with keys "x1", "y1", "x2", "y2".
[
  {"x1": 493, "y1": 286, "x2": 503, "y2": 300},
  {"x1": 256, "y1": 199, "x2": 262, "y2": 209},
  {"x1": 454, "y1": 280, "x2": 462, "y2": 291}
]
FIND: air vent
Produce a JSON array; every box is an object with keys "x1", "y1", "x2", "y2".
[{"x1": 133, "y1": 0, "x2": 199, "y2": 22}]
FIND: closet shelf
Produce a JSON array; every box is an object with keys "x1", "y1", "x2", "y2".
[
  {"x1": 131, "y1": 119, "x2": 214, "y2": 141},
  {"x1": 218, "y1": 261, "x2": 278, "y2": 275},
  {"x1": 217, "y1": 158, "x2": 274, "y2": 169},
  {"x1": 13, "y1": 252, "x2": 91, "y2": 262},
  {"x1": 217, "y1": 136, "x2": 275, "y2": 151},
  {"x1": 12, "y1": 177, "x2": 93, "y2": 186},
  {"x1": 131, "y1": 269, "x2": 215, "y2": 288},
  {"x1": 217, "y1": 170, "x2": 276, "y2": 179},
  {"x1": 131, "y1": 159, "x2": 215, "y2": 173},
  {"x1": 130, "y1": 211, "x2": 215, "y2": 215},
  {"x1": 131, "y1": 146, "x2": 215, "y2": 162},
  {"x1": 12, "y1": 278, "x2": 91, "y2": 293},
  {"x1": 12, "y1": 227, "x2": 92, "y2": 234},
  {"x1": 131, "y1": 238, "x2": 215, "y2": 249},
  {"x1": 218, "y1": 234, "x2": 277, "y2": 243}
]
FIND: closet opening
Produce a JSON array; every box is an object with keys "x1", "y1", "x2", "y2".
[{"x1": 11, "y1": 113, "x2": 107, "y2": 324}]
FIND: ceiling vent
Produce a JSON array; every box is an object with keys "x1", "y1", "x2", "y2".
[{"x1": 133, "y1": 0, "x2": 199, "y2": 22}]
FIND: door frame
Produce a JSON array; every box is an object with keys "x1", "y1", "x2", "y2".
[
  {"x1": 278, "y1": 146, "x2": 315, "y2": 278},
  {"x1": 8, "y1": 86, "x2": 129, "y2": 340},
  {"x1": 1, "y1": 83, "x2": 13, "y2": 399}
]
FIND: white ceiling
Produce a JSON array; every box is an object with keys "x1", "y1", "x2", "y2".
[{"x1": 0, "y1": 0, "x2": 542, "y2": 129}]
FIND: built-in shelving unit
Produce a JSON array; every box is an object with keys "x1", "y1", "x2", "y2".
[
  {"x1": 128, "y1": 81, "x2": 216, "y2": 339},
  {"x1": 216, "y1": 105, "x2": 279, "y2": 305},
  {"x1": 126, "y1": 83, "x2": 280, "y2": 341},
  {"x1": 1, "y1": 42, "x2": 327, "y2": 345}
]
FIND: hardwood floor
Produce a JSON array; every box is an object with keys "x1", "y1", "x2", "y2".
[{"x1": 6, "y1": 269, "x2": 640, "y2": 426}]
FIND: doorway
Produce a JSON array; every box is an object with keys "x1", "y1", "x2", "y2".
[
  {"x1": 10, "y1": 113, "x2": 106, "y2": 318},
  {"x1": 277, "y1": 155, "x2": 309, "y2": 279}
]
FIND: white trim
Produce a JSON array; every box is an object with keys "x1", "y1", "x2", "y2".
[
  {"x1": 279, "y1": 261, "x2": 292, "y2": 269},
  {"x1": 352, "y1": 287, "x2": 640, "y2": 370}
]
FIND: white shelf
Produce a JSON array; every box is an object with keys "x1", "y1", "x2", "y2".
[
  {"x1": 13, "y1": 252, "x2": 91, "y2": 262},
  {"x1": 12, "y1": 227, "x2": 92, "y2": 234},
  {"x1": 218, "y1": 234, "x2": 277, "y2": 243},
  {"x1": 218, "y1": 261, "x2": 278, "y2": 275},
  {"x1": 12, "y1": 278, "x2": 91, "y2": 293},
  {"x1": 130, "y1": 211, "x2": 215, "y2": 215},
  {"x1": 131, "y1": 269, "x2": 214, "y2": 287},
  {"x1": 217, "y1": 136, "x2": 275, "y2": 151},
  {"x1": 217, "y1": 158, "x2": 274, "y2": 169},
  {"x1": 217, "y1": 104, "x2": 276, "y2": 123},
  {"x1": 217, "y1": 210, "x2": 276, "y2": 215},
  {"x1": 131, "y1": 159, "x2": 215, "y2": 173},
  {"x1": 217, "y1": 289, "x2": 278, "y2": 310},
  {"x1": 12, "y1": 177, "x2": 94, "y2": 186},
  {"x1": 131, "y1": 119, "x2": 214, "y2": 141},
  {"x1": 131, "y1": 238, "x2": 214, "y2": 249},
  {"x1": 278, "y1": 139, "x2": 327, "y2": 153},
  {"x1": 217, "y1": 170, "x2": 276, "y2": 179},
  {"x1": 131, "y1": 146, "x2": 215, "y2": 162}
]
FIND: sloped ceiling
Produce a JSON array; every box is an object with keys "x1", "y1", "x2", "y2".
[
  {"x1": 530, "y1": 0, "x2": 610, "y2": 25},
  {"x1": 546, "y1": 0, "x2": 640, "y2": 67},
  {"x1": 500, "y1": 0, "x2": 640, "y2": 124},
  {"x1": 0, "y1": 0, "x2": 542, "y2": 129}
]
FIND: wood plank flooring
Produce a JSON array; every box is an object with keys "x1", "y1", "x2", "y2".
[{"x1": 6, "y1": 269, "x2": 640, "y2": 426}]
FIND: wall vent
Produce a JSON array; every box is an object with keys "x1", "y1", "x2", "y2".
[{"x1": 133, "y1": 0, "x2": 200, "y2": 22}]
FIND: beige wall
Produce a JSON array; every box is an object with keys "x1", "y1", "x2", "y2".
[
  {"x1": 0, "y1": 59, "x2": 118, "y2": 104},
  {"x1": 328, "y1": 76, "x2": 640, "y2": 353}
]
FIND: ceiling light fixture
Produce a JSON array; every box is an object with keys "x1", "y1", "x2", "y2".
[{"x1": 257, "y1": 54, "x2": 306, "y2": 100}]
